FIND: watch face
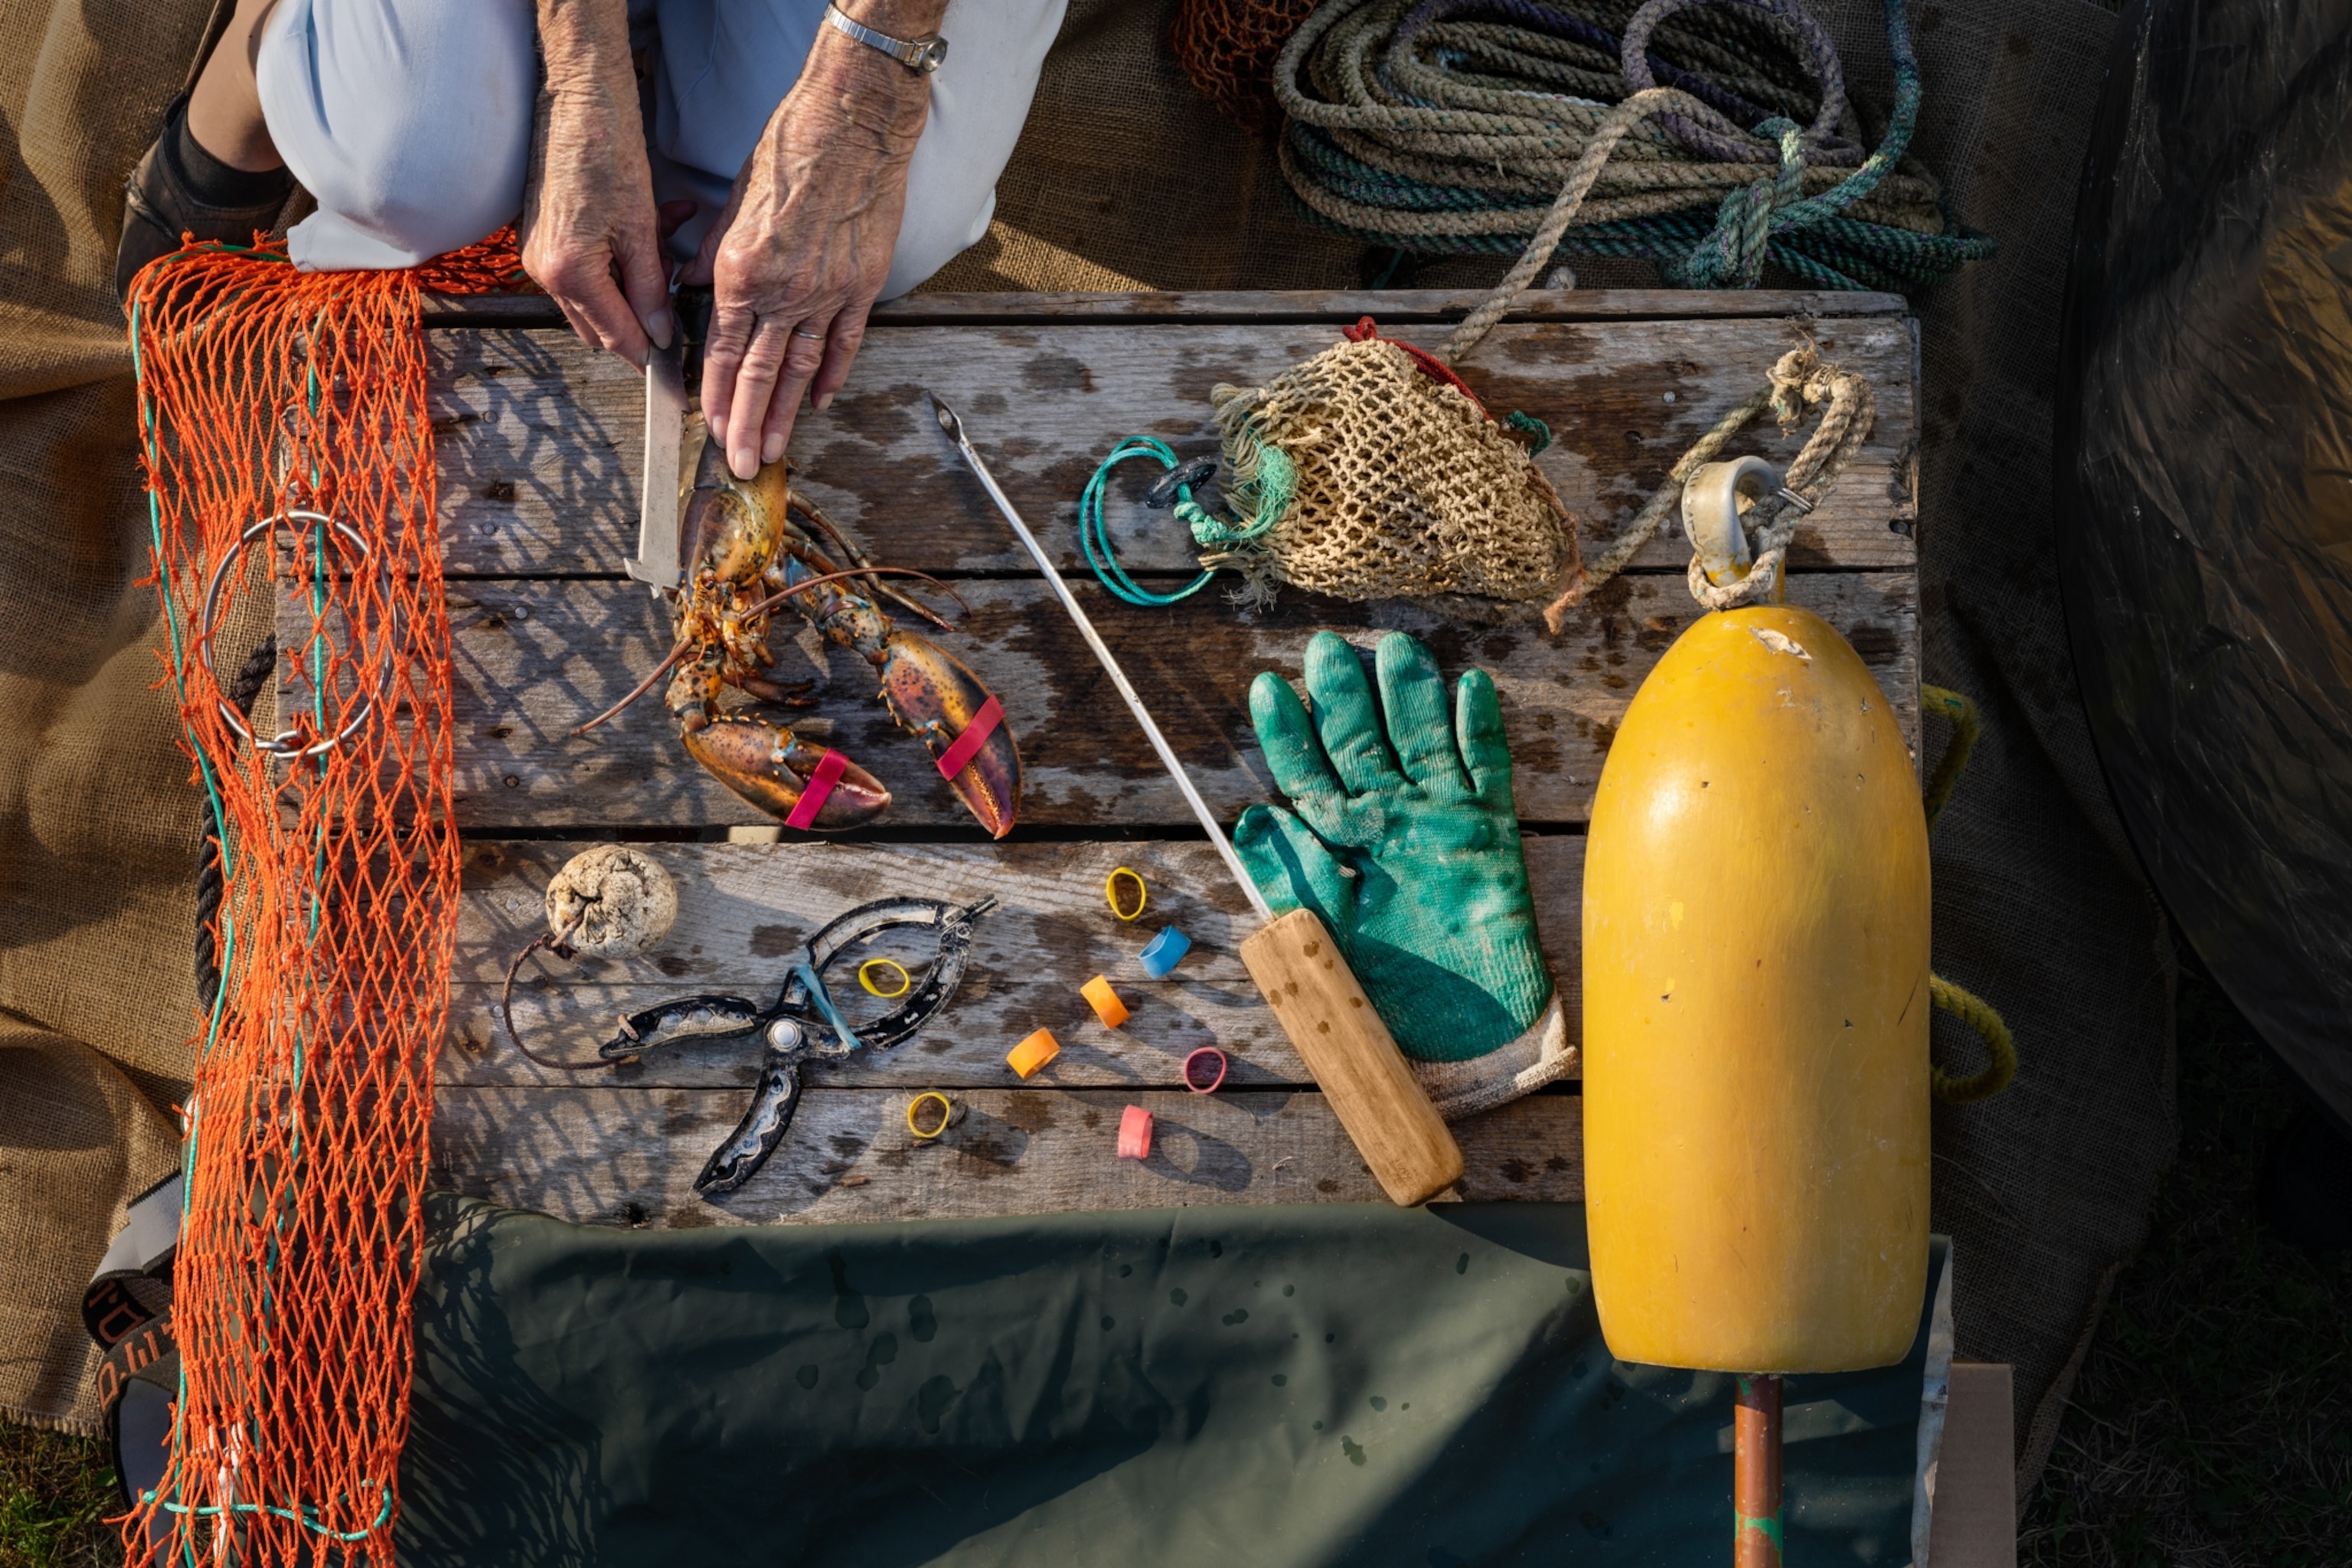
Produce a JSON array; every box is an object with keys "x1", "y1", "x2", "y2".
[{"x1": 916, "y1": 37, "x2": 947, "y2": 71}]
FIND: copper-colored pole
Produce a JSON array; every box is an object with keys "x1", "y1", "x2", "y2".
[{"x1": 1733, "y1": 1374, "x2": 1784, "y2": 1568}]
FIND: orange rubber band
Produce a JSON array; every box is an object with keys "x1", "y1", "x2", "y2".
[
  {"x1": 1106, "y1": 867, "x2": 1147, "y2": 921},
  {"x1": 1082, "y1": 975, "x2": 1129, "y2": 1029},
  {"x1": 1007, "y1": 1028, "x2": 1060, "y2": 1080}
]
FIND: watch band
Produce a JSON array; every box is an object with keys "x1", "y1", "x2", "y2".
[{"x1": 822, "y1": 5, "x2": 949, "y2": 74}]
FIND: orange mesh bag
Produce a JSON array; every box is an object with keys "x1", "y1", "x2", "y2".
[
  {"x1": 1170, "y1": 0, "x2": 1320, "y2": 132},
  {"x1": 126, "y1": 230, "x2": 521, "y2": 1564}
]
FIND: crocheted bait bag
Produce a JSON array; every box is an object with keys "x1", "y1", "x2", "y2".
[{"x1": 1204, "y1": 320, "x2": 1577, "y2": 605}]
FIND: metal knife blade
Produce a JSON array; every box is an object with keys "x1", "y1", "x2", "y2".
[{"x1": 629, "y1": 337, "x2": 687, "y2": 596}]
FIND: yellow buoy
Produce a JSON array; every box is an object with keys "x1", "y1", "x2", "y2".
[{"x1": 1583, "y1": 604, "x2": 1929, "y2": 1373}]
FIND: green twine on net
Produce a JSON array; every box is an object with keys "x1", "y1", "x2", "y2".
[{"x1": 1079, "y1": 434, "x2": 1296, "y2": 607}]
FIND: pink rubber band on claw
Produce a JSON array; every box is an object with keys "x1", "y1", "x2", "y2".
[
  {"x1": 934, "y1": 695, "x2": 1004, "y2": 780},
  {"x1": 783, "y1": 749, "x2": 848, "y2": 831},
  {"x1": 1182, "y1": 1047, "x2": 1228, "y2": 1094}
]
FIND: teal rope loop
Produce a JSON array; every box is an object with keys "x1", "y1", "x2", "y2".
[
  {"x1": 1079, "y1": 435, "x2": 1295, "y2": 607},
  {"x1": 1678, "y1": 117, "x2": 1807, "y2": 288},
  {"x1": 145, "y1": 1484, "x2": 395, "y2": 1544}
]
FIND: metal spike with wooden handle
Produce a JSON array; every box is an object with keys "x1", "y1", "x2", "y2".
[{"x1": 929, "y1": 394, "x2": 1464, "y2": 1207}]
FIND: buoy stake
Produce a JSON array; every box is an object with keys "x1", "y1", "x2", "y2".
[{"x1": 1733, "y1": 1374, "x2": 1784, "y2": 1568}]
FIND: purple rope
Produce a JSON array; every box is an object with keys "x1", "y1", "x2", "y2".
[
  {"x1": 1391, "y1": 0, "x2": 1780, "y2": 131},
  {"x1": 1621, "y1": 0, "x2": 1857, "y2": 163}
]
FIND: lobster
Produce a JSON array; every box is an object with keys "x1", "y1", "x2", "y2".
[{"x1": 580, "y1": 430, "x2": 1021, "y2": 836}]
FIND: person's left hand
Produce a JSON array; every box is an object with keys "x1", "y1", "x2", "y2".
[{"x1": 686, "y1": 34, "x2": 930, "y2": 479}]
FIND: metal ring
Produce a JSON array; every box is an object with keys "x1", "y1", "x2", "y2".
[
  {"x1": 906, "y1": 1091, "x2": 953, "y2": 1141},
  {"x1": 858, "y1": 957, "x2": 911, "y2": 998},
  {"x1": 197, "y1": 510, "x2": 389, "y2": 760},
  {"x1": 792, "y1": 327, "x2": 826, "y2": 341}
]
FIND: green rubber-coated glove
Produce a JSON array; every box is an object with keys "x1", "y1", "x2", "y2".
[{"x1": 1234, "y1": 631, "x2": 1556, "y2": 1072}]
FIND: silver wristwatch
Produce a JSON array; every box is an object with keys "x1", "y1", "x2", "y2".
[{"x1": 822, "y1": 5, "x2": 949, "y2": 73}]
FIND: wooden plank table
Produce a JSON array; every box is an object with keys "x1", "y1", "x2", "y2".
[{"x1": 318, "y1": 286, "x2": 1922, "y2": 1231}]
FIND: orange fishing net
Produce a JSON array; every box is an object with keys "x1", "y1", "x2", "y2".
[
  {"x1": 126, "y1": 230, "x2": 523, "y2": 1564},
  {"x1": 1170, "y1": 0, "x2": 1319, "y2": 132}
]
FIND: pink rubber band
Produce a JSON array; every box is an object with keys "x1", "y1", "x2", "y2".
[
  {"x1": 1182, "y1": 1047, "x2": 1228, "y2": 1095},
  {"x1": 782, "y1": 748, "x2": 848, "y2": 831},
  {"x1": 1118, "y1": 1104, "x2": 1153, "y2": 1160},
  {"x1": 933, "y1": 695, "x2": 1004, "y2": 780}
]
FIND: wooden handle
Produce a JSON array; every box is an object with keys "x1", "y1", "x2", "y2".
[{"x1": 1239, "y1": 908, "x2": 1464, "y2": 1206}]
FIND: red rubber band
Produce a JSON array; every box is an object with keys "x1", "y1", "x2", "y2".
[
  {"x1": 1117, "y1": 1104, "x2": 1153, "y2": 1161},
  {"x1": 1182, "y1": 1047, "x2": 1228, "y2": 1095},
  {"x1": 934, "y1": 694, "x2": 1004, "y2": 781},
  {"x1": 783, "y1": 748, "x2": 848, "y2": 831}
]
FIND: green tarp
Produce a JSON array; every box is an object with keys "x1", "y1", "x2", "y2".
[{"x1": 401, "y1": 1196, "x2": 1949, "y2": 1566}]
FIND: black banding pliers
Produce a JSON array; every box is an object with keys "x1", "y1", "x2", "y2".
[{"x1": 600, "y1": 894, "x2": 995, "y2": 1197}]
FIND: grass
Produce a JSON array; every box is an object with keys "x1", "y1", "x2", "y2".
[
  {"x1": 0, "y1": 1424, "x2": 116, "y2": 1568},
  {"x1": 2020, "y1": 956, "x2": 2352, "y2": 1567},
  {"x1": 2, "y1": 956, "x2": 2344, "y2": 1565}
]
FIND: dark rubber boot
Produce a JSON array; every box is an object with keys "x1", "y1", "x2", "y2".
[{"x1": 115, "y1": 101, "x2": 294, "y2": 310}]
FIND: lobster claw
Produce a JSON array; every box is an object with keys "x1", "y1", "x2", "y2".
[
  {"x1": 682, "y1": 714, "x2": 891, "y2": 829},
  {"x1": 876, "y1": 629, "x2": 1023, "y2": 839}
]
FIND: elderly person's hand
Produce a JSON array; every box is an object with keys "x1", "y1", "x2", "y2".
[
  {"x1": 520, "y1": 0, "x2": 673, "y2": 365},
  {"x1": 686, "y1": 2, "x2": 942, "y2": 479}
]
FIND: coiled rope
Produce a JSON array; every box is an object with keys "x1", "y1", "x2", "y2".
[{"x1": 1275, "y1": 0, "x2": 1994, "y2": 292}]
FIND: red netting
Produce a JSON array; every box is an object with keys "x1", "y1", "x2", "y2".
[
  {"x1": 126, "y1": 228, "x2": 521, "y2": 1564},
  {"x1": 1170, "y1": 0, "x2": 1319, "y2": 132}
]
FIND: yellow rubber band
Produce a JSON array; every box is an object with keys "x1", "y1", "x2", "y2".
[
  {"x1": 907, "y1": 1092, "x2": 953, "y2": 1140},
  {"x1": 1106, "y1": 867, "x2": 1148, "y2": 921},
  {"x1": 858, "y1": 957, "x2": 911, "y2": 998}
]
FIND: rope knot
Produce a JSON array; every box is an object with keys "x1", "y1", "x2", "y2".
[
  {"x1": 1767, "y1": 345, "x2": 1828, "y2": 427},
  {"x1": 1677, "y1": 119, "x2": 1808, "y2": 290},
  {"x1": 1686, "y1": 348, "x2": 1875, "y2": 612}
]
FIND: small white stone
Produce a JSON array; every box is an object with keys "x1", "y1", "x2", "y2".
[
  {"x1": 544, "y1": 844, "x2": 679, "y2": 956},
  {"x1": 1662, "y1": 390, "x2": 1677, "y2": 403}
]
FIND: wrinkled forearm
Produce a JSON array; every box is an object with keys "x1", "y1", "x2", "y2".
[
  {"x1": 764, "y1": 0, "x2": 952, "y2": 160},
  {"x1": 535, "y1": 0, "x2": 635, "y2": 98}
]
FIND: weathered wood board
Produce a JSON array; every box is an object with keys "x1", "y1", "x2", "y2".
[
  {"x1": 431, "y1": 313, "x2": 1919, "y2": 580},
  {"x1": 426, "y1": 284, "x2": 1906, "y2": 328},
  {"x1": 429, "y1": 1085, "x2": 1583, "y2": 1228},
  {"x1": 345, "y1": 289, "x2": 1924, "y2": 1232},
  {"x1": 452, "y1": 838, "x2": 1586, "y2": 1089},
  {"x1": 442, "y1": 573, "x2": 1918, "y2": 829}
]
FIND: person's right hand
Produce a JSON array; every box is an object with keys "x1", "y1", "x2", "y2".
[{"x1": 520, "y1": 42, "x2": 672, "y2": 365}]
